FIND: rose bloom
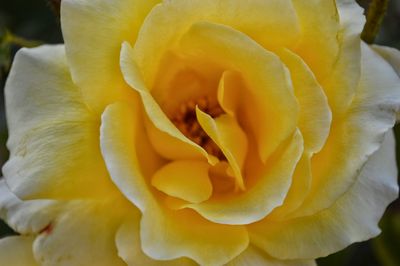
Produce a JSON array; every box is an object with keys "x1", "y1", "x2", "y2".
[{"x1": 1, "y1": 0, "x2": 400, "y2": 265}]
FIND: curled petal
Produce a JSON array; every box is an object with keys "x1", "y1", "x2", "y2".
[
  {"x1": 61, "y1": 0, "x2": 160, "y2": 112},
  {"x1": 372, "y1": 45, "x2": 400, "y2": 76},
  {"x1": 116, "y1": 212, "x2": 196, "y2": 266},
  {"x1": 0, "y1": 236, "x2": 38, "y2": 265},
  {"x1": 152, "y1": 160, "x2": 213, "y2": 203},
  {"x1": 3, "y1": 45, "x2": 117, "y2": 200},
  {"x1": 134, "y1": 0, "x2": 300, "y2": 86},
  {"x1": 293, "y1": 43, "x2": 400, "y2": 217},
  {"x1": 120, "y1": 42, "x2": 217, "y2": 165},
  {"x1": 227, "y1": 245, "x2": 316, "y2": 266},
  {"x1": 291, "y1": 0, "x2": 340, "y2": 81},
  {"x1": 196, "y1": 109, "x2": 247, "y2": 190},
  {"x1": 0, "y1": 180, "x2": 58, "y2": 235},
  {"x1": 320, "y1": 0, "x2": 365, "y2": 114},
  {"x1": 250, "y1": 131, "x2": 398, "y2": 259},
  {"x1": 33, "y1": 200, "x2": 127, "y2": 266},
  {"x1": 100, "y1": 102, "x2": 249, "y2": 265},
  {"x1": 185, "y1": 130, "x2": 304, "y2": 225},
  {"x1": 278, "y1": 48, "x2": 331, "y2": 153}
]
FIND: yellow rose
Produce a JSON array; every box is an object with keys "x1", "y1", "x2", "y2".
[{"x1": 1, "y1": 0, "x2": 400, "y2": 265}]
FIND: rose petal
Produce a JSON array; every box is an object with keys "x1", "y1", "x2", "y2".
[
  {"x1": 0, "y1": 236, "x2": 38, "y2": 265},
  {"x1": 0, "y1": 179, "x2": 58, "y2": 235},
  {"x1": 196, "y1": 109, "x2": 247, "y2": 191},
  {"x1": 179, "y1": 21, "x2": 298, "y2": 162},
  {"x1": 372, "y1": 45, "x2": 400, "y2": 76},
  {"x1": 217, "y1": 71, "x2": 242, "y2": 117},
  {"x1": 33, "y1": 200, "x2": 127, "y2": 266},
  {"x1": 120, "y1": 42, "x2": 218, "y2": 165},
  {"x1": 140, "y1": 208, "x2": 249, "y2": 266},
  {"x1": 227, "y1": 245, "x2": 316, "y2": 266},
  {"x1": 134, "y1": 0, "x2": 300, "y2": 87},
  {"x1": 61, "y1": 0, "x2": 160, "y2": 112},
  {"x1": 291, "y1": 0, "x2": 340, "y2": 81},
  {"x1": 3, "y1": 45, "x2": 117, "y2": 199},
  {"x1": 293, "y1": 43, "x2": 400, "y2": 218},
  {"x1": 185, "y1": 130, "x2": 304, "y2": 225},
  {"x1": 100, "y1": 102, "x2": 249, "y2": 265},
  {"x1": 152, "y1": 160, "x2": 213, "y2": 203},
  {"x1": 268, "y1": 153, "x2": 312, "y2": 220},
  {"x1": 278, "y1": 48, "x2": 332, "y2": 153},
  {"x1": 116, "y1": 212, "x2": 197, "y2": 266},
  {"x1": 319, "y1": 0, "x2": 365, "y2": 114},
  {"x1": 250, "y1": 131, "x2": 398, "y2": 259}
]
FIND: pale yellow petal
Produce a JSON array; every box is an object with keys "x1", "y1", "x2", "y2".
[
  {"x1": 278, "y1": 48, "x2": 331, "y2": 153},
  {"x1": 140, "y1": 208, "x2": 249, "y2": 266},
  {"x1": 61, "y1": 0, "x2": 160, "y2": 112},
  {"x1": 120, "y1": 42, "x2": 217, "y2": 165},
  {"x1": 180, "y1": 21, "x2": 298, "y2": 162},
  {"x1": 116, "y1": 212, "x2": 197, "y2": 266},
  {"x1": 250, "y1": 131, "x2": 398, "y2": 260},
  {"x1": 100, "y1": 101, "x2": 157, "y2": 212},
  {"x1": 268, "y1": 153, "x2": 312, "y2": 220},
  {"x1": 291, "y1": 0, "x2": 340, "y2": 81},
  {"x1": 185, "y1": 130, "x2": 303, "y2": 225},
  {"x1": 227, "y1": 245, "x2": 316, "y2": 266},
  {"x1": 134, "y1": 0, "x2": 300, "y2": 86},
  {"x1": 196, "y1": 109, "x2": 247, "y2": 190},
  {"x1": 3, "y1": 45, "x2": 117, "y2": 200},
  {"x1": 372, "y1": 45, "x2": 400, "y2": 76},
  {"x1": 320, "y1": 0, "x2": 365, "y2": 114},
  {"x1": 100, "y1": 102, "x2": 249, "y2": 265},
  {"x1": 152, "y1": 160, "x2": 212, "y2": 203},
  {"x1": 33, "y1": 200, "x2": 127, "y2": 266},
  {"x1": 0, "y1": 236, "x2": 38, "y2": 266},
  {"x1": 292, "y1": 43, "x2": 400, "y2": 218},
  {"x1": 0, "y1": 180, "x2": 59, "y2": 235},
  {"x1": 217, "y1": 71, "x2": 242, "y2": 117}
]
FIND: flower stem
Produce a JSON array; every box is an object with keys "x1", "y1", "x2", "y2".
[{"x1": 361, "y1": 0, "x2": 389, "y2": 44}]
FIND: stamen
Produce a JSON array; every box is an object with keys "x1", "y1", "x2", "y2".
[{"x1": 171, "y1": 96, "x2": 225, "y2": 159}]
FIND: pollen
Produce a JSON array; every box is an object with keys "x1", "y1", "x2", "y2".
[{"x1": 171, "y1": 96, "x2": 225, "y2": 159}]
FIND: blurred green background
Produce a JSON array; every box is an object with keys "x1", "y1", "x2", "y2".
[{"x1": 0, "y1": 0, "x2": 399, "y2": 265}]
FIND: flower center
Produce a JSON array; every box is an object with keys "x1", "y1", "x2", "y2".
[{"x1": 171, "y1": 96, "x2": 225, "y2": 159}]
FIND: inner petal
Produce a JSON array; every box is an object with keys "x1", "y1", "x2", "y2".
[
  {"x1": 152, "y1": 160, "x2": 213, "y2": 203},
  {"x1": 196, "y1": 109, "x2": 248, "y2": 191}
]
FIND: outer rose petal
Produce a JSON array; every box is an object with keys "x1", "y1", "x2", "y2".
[
  {"x1": 61, "y1": 0, "x2": 160, "y2": 112},
  {"x1": 268, "y1": 153, "x2": 312, "y2": 220},
  {"x1": 293, "y1": 43, "x2": 400, "y2": 217},
  {"x1": 277, "y1": 48, "x2": 331, "y2": 154},
  {"x1": 100, "y1": 102, "x2": 249, "y2": 266},
  {"x1": 0, "y1": 179, "x2": 58, "y2": 235},
  {"x1": 33, "y1": 200, "x2": 128, "y2": 266},
  {"x1": 372, "y1": 45, "x2": 400, "y2": 76},
  {"x1": 0, "y1": 236, "x2": 38, "y2": 265},
  {"x1": 291, "y1": 0, "x2": 340, "y2": 81},
  {"x1": 3, "y1": 45, "x2": 118, "y2": 200},
  {"x1": 227, "y1": 245, "x2": 316, "y2": 266},
  {"x1": 320, "y1": 0, "x2": 364, "y2": 113},
  {"x1": 249, "y1": 131, "x2": 398, "y2": 259}
]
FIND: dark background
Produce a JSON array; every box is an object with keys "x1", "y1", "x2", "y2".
[{"x1": 0, "y1": 0, "x2": 399, "y2": 265}]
